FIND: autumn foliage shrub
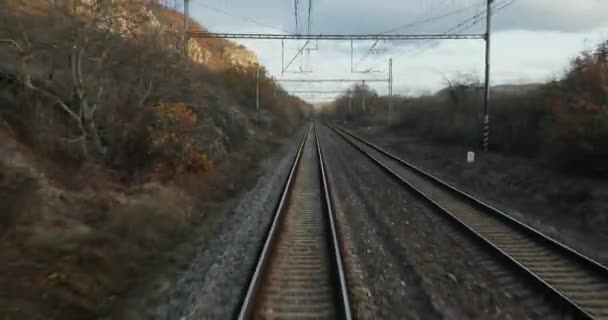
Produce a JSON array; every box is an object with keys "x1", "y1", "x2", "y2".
[
  {"x1": 544, "y1": 41, "x2": 608, "y2": 175},
  {"x1": 149, "y1": 102, "x2": 213, "y2": 179}
]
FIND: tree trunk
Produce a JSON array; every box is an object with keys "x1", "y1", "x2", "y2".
[{"x1": 88, "y1": 120, "x2": 105, "y2": 157}]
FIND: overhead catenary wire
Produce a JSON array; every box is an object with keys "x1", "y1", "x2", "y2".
[
  {"x1": 190, "y1": 1, "x2": 292, "y2": 34},
  {"x1": 189, "y1": 32, "x2": 485, "y2": 40},
  {"x1": 353, "y1": 39, "x2": 381, "y2": 72},
  {"x1": 445, "y1": 2, "x2": 493, "y2": 34},
  {"x1": 449, "y1": 0, "x2": 517, "y2": 34},
  {"x1": 346, "y1": 0, "x2": 516, "y2": 96},
  {"x1": 354, "y1": 1, "x2": 482, "y2": 73},
  {"x1": 285, "y1": 0, "x2": 315, "y2": 74},
  {"x1": 285, "y1": 0, "x2": 313, "y2": 72},
  {"x1": 190, "y1": 0, "x2": 517, "y2": 105},
  {"x1": 394, "y1": 0, "x2": 517, "y2": 59},
  {"x1": 445, "y1": 0, "x2": 517, "y2": 34},
  {"x1": 380, "y1": 1, "x2": 483, "y2": 34},
  {"x1": 284, "y1": 39, "x2": 312, "y2": 71},
  {"x1": 304, "y1": 0, "x2": 313, "y2": 71}
]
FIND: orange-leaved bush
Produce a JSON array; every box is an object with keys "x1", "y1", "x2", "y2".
[{"x1": 149, "y1": 102, "x2": 213, "y2": 178}]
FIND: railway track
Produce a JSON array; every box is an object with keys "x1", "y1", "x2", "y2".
[
  {"x1": 237, "y1": 124, "x2": 351, "y2": 320},
  {"x1": 327, "y1": 123, "x2": 608, "y2": 320}
]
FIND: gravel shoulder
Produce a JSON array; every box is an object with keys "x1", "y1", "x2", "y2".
[
  {"x1": 319, "y1": 125, "x2": 554, "y2": 319},
  {"x1": 350, "y1": 125, "x2": 608, "y2": 266},
  {"x1": 146, "y1": 128, "x2": 304, "y2": 320}
]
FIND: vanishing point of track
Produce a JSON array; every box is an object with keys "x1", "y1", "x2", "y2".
[
  {"x1": 237, "y1": 124, "x2": 351, "y2": 320},
  {"x1": 327, "y1": 123, "x2": 608, "y2": 320}
]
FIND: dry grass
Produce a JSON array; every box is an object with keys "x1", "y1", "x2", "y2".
[
  {"x1": 0, "y1": 123, "x2": 294, "y2": 319},
  {"x1": 0, "y1": 130, "x2": 196, "y2": 319}
]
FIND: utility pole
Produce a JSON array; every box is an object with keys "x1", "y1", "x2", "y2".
[
  {"x1": 482, "y1": 0, "x2": 492, "y2": 151},
  {"x1": 388, "y1": 58, "x2": 393, "y2": 124},
  {"x1": 348, "y1": 93, "x2": 352, "y2": 114},
  {"x1": 362, "y1": 80, "x2": 366, "y2": 113},
  {"x1": 184, "y1": 0, "x2": 190, "y2": 57},
  {"x1": 281, "y1": 40, "x2": 285, "y2": 76}
]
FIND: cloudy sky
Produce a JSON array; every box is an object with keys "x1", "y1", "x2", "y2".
[{"x1": 187, "y1": 0, "x2": 608, "y2": 101}]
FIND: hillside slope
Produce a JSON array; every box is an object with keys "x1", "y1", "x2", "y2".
[
  {"x1": 0, "y1": 1, "x2": 310, "y2": 319},
  {"x1": 147, "y1": 1, "x2": 258, "y2": 69}
]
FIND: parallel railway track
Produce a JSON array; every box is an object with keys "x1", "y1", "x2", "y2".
[
  {"x1": 237, "y1": 124, "x2": 351, "y2": 320},
  {"x1": 327, "y1": 123, "x2": 608, "y2": 320}
]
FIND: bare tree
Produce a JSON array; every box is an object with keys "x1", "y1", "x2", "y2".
[
  {"x1": 438, "y1": 71, "x2": 481, "y2": 110},
  {"x1": 1, "y1": 0, "x2": 155, "y2": 159}
]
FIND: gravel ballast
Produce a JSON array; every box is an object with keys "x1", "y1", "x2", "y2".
[
  {"x1": 354, "y1": 126, "x2": 608, "y2": 265},
  {"x1": 319, "y1": 125, "x2": 556, "y2": 319},
  {"x1": 155, "y1": 130, "x2": 303, "y2": 320}
]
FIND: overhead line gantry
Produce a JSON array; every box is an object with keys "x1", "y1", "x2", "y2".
[{"x1": 188, "y1": 32, "x2": 485, "y2": 40}]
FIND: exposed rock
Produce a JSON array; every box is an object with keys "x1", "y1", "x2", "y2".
[{"x1": 72, "y1": 0, "x2": 259, "y2": 68}]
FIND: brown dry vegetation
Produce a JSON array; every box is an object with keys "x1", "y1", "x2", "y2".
[{"x1": 0, "y1": 0, "x2": 310, "y2": 319}]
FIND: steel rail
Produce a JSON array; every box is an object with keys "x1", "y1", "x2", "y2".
[
  {"x1": 326, "y1": 123, "x2": 608, "y2": 319},
  {"x1": 237, "y1": 125, "x2": 310, "y2": 320},
  {"x1": 237, "y1": 123, "x2": 352, "y2": 319},
  {"x1": 315, "y1": 124, "x2": 353, "y2": 320}
]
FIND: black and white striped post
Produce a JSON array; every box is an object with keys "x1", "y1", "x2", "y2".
[
  {"x1": 362, "y1": 80, "x2": 366, "y2": 113},
  {"x1": 482, "y1": 0, "x2": 493, "y2": 151},
  {"x1": 388, "y1": 58, "x2": 393, "y2": 124}
]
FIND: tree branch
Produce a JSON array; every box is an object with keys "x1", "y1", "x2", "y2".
[
  {"x1": 0, "y1": 39, "x2": 24, "y2": 52},
  {"x1": 24, "y1": 76, "x2": 80, "y2": 121},
  {"x1": 437, "y1": 70, "x2": 453, "y2": 90},
  {"x1": 76, "y1": 46, "x2": 85, "y2": 89},
  {"x1": 71, "y1": 45, "x2": 79, "y2": 87},
  {"x1": 1, "y1": 119, "x2": 15, "y2": 137},
  {"x1": 20, "y1": 26, "x2": 31, "y2": 48},
  {"x1": 90, "y1": 84, "x2": 103, "y2": 117},
  {"x1": 138, "y1": 80, "x2": 153, "y2": 107},
  {"x1": 95, "y1": 84, "x2": 103, "y2": 104},
  {"x1": 61, "y1": 134, "x2": 86, "y2": 143}
]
